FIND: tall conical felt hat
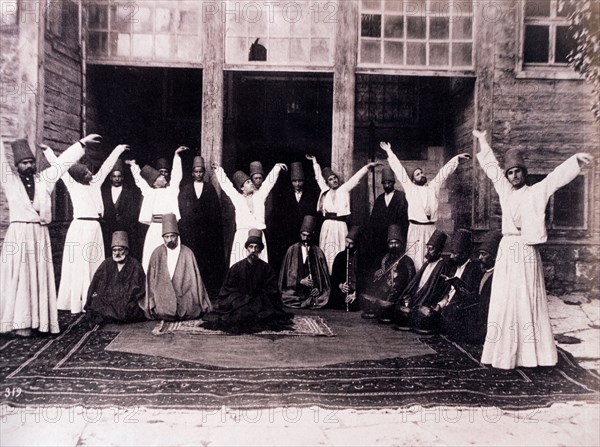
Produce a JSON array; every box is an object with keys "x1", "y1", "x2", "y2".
[
  {"x1": 387, "y1": 224, "x2": 404, "y2": 243},
  {"x1": 155, "y1": 157, "x2": 170, "y2": 170},
  {"x1": 322, "y1": 167, "x2": 338, "y2": 180},
  {"x1": 140, "y1": 165, "x2": 161, "y2": 185},
  {"x1": 347, "y1": 225, "x2": 361, "y2": 241},
  {"x1": 245, "y1": 228, "x2": 264, "y2": 248},
  {"x1": 479, "y1": 230, "x2": 503, "y2": 258},
  {"x1": 232, "y1": 170, "x2": 250, "y2": 190},
  {"x1": 161, "y1": 213, "x2": 179, "y2": 235},
  {"x1": 300, "y1": 215, "x2": 317, "y2": 233},
  {"x1": 249, "y1": 161, "x2": 264, "y2": 176},
  {"x1": 448, "y1": 229, "x2": 472, "y2": 254},
  {"x1": 426, "y1": 229, "x2": 447, "y2": 251},
  {"x1": 381, "y1": 166, "x2": 395, "y2": 182},
  {"x1": 504, "y1": 149, "x2": 526, "y2": 173},
  {"x1": 68, "y1": 163, "x2": 89, "y2": 183},
  {"x1": 111, "y1": 158, "x2": 125, "y2": 174},
  {"x1": 192, "y1": 156, "x2": 205, "y2": 169},
  {"x1": 12, "y1": 139, "x2": 35, "y2": 165},
  {"x1": 111, "y1": 231, "x2": 129, "y2": 249},
  {"x1": 290, "y1": 162, "x2": 304, "y2": 180}
]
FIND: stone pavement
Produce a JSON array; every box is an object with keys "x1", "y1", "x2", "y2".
[{"x1": 1, "y1": 293, "x2": 599, "y2": 446}]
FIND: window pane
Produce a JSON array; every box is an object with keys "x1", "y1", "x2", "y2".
[
  {"x1": 555, "y1": 25, "x2": 577, "y2": 63},
  {"x1": 524, "y1": 25, "x2": 549, "y2": 63},
  {"x1": 406, "y1": 42, "x2": 426, "y2": 65},
  {"x1": 132, "y1": 7, "x2": 153, "y2": 33},
  {"x1": 452, "y1": 17, "x2": 472, "y2": 39},
  {"x1": 156, "y1": 8, "x2": 176, "y2": 33},
  {"x1": 525, "y1": 0, "x2": 550, "y2": 17},
  {"x1": 452, "y1": 42, "x2": 472, "y2": 66},
  {"x1": 429, "y1": 17, "x2": 449, "y2": 39},
  {"x1": 361, "y1": 40, "x2": 381, "y2": 63},
  {"x1": 384, "y1": 15, "x2": 403, "y2": 38},
  {"x1": 362, "y1": 0, "x2": 381, "y2": 11},
  {"x1": 384, "y1": 41, "x2": 403, "y2": 64},
  {"x1": 110, "y1": 5, "x2": 131, "y2": 32},
  {"x1": 87, "y1": 4, "x2": 108, "y2": 29},
  {"x1": 88, "y1": 31, "x2": 108, "y2": 56},
  {"x1": 310, "y1": 38, "x2": 330, "y2": 63},
  {"x1": 132, "y1": 34, "x2": 153, "y2": 57},
  {"x1": 557, "y1": 1, "x2": 576, "y2": 17},
  {"x1": 290, "y1": 38, "x2": 309, "y2": 62},
  {"x1": 362, "y1": 14, "x2": 382, "y2": 37},
  {"x1": 384, "y1": 0, "x2": 404, "y2": 12},
  {"x1": 554, "y1": 176, "x2": 585, "y2": 227},
  {"x1": 406, "y1": 16, "x2": 426, "y2": 39},
  {"x1": 430, "y1": 43, "x2": 449, "y2": 65},
  {"x1": 179, "y1": 10, "x2": 199, "y2": 34}
]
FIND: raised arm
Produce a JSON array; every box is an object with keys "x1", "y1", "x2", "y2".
[
  {"x1": 258, "y1": 163, "x2": 287, "y2": 199},
  {"x1": 0, "y1": 136, "x2": 17, "y2": 188},
  {"x1": 211, "y1": 164, "x2": 240, "y2": 203},
  {"x1": 342, "y1": 161, "x2": 381, "y2": 192},
  {"x1": 379, "y1": 142, "x2": 411, "y2": 187},
  {"x1": 170, "y1": 146, "x2": 189, "y2": 188},
  {"x1": 430, "y1": 153, "x2": 471, "y2": 193},
  {"x1": 472, "y1": 130, "x2": 510, "y2": 197},
  {"x1": 306, "y1": 154, "x2": 328, "y2": 191},
  {"x1": 127, "y1": 160, "x2": 152, "y2": 196},
  {"x1": 533, "y1": 153, "x2": 592, "y2": 203},
  {"x1": 92, "y1": 144, "x2": 129, "y2": 185},
  {"x1": 50, "y1": 134, "x2": 102, "y2": 185}
]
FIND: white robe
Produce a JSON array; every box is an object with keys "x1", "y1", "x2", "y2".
[
  {"x1": 386, "y1": 150, "x2": 460, "y2": 271},
  {"x1": 0, "y1": 138, "x2": 84, "y2": 333},
  {"x1": 214, "y1": 165, "x2": 281, "y2": 266},
  {"x1": 131, "y1": 154, "x2": 182, "y2": 272},
  {"x1": 477, "y1": 141, "x2": 581, "y2": 369},
  {"x1": 312, "y1": 162, "x2": 370, "y2": 273},
  {"x1": 57, "y1": 146, "x2": 126, "y2": 313}
]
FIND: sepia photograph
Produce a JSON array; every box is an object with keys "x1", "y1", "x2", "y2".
[{"x1": 1, "y1": 0, "x2": 599, "y2": 445}]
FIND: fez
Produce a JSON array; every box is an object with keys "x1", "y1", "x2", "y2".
[
  {"x1": 387, "y1": 224, "x2": 404, "y2": 243},
  {"x1": 68, "y1": 163, "x2": 89, "y2": 183},
  {"x1": 381, "y1": 166, "x2": 395, "y2": 183},
  {"x1": 162, "y1": 213, "x2": 179, "y2": 235},
  {"x1": 504, "y1": 149, "x2": 526, "y2": 173},
  {"x1": 192, "y1": 156, "x2": 205, "y2": 169},
  {"x1": 140, "y1": 165, "x2": 161, "y2": 186},
  {"x1": 111, "y1": 231, "x2": 129, "y2": 249},
  {"x1": 290, "y1": 162, "x2": 305, "y2": 181},
  {"x1": 426, "y1": 229, "x2": 447, "y2": 251},
  {"x1": 245, "y1": 228, "x2": 264, "y2": 249},
  {"x1": 448, "y1": 229, "x2": 472, "y2": 255},
  {"x1": 232, "y1": 170, "x2": 251, "y2": 190},
  {"x1": 479, "y1": 230, "x2": 503, "y2": 258},
  {"x1": 12, "y1": 139, "x2": 35, "y2": 165},
  {"x1": 300, "y1": 215, "x2": 317, "y2": 234},
  {"x1": 249, "y1": 161, "x2": 264, "y2": 176}
]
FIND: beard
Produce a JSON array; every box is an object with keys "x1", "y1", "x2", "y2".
[
  {"x1": 413, "y1": 176, "x2": 427, "y2": 186},
  {"x1": 20, "y1": 167, "x2": 35, "y2": 176},
  {"x1": 388, "y1": 246, "x2": 401, "y2": 257},
  {"x1": 112, "y1": 254, "x2": 127, "y2": 263},
  {"x1": 425, "y1": 251, "x2": 440, "y2": 262},
  {"x1": 383, "y1": 185, "x2": 395, "y2": 193},
  {"x1": 166, "y1": 241, "x2": 178, "y2": 249}
]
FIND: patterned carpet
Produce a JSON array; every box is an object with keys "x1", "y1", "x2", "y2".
[{"x1": 1, "y1": 312, "x2": 598, "y2": 410}]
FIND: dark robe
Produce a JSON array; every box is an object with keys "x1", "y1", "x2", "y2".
[
  {"x1": 84, "y1": 256, "x2": 146, "y2": 324},
  {"x1": 362, "y1": 190, "x2": 408, "y2": 271},
  {"x1": 178, "y1": 182, "x2": 225, "y2": 299},
  {"x1": 279, "y1": 242, "x2": 331, "y2": 308},
  {"x1": 142, "y1": 244, "x2": 213, "y2": 321},
  {"x1": 442, "y1": 268, "x2": 494, "y2": 344},
  {"x1": 101, "y1": 183, "x2": 143, "y2": 260},
  {"x1": 394, "y1": 258, "x2": 452, "y2": 330},
  {"x1": 360, "y1": 253, "x2": 416, "y2": 319},
  {"x1": 328, "y1": 249, "x2": 363, "y2": 311},
  {"x1": 203, "y1": 257, "x2": 293, "y2": 333}
]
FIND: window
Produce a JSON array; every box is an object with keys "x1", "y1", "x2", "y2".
[
  {"x1": 358, "y1": 0, "x2": 474, "y2": 69},
  {"x1": 528, "y1": 173, "x2": 588, "y2": 231},
  {"x1": 522, "y1": 0, "x2": 577, "y2": 66},
  {"x1": 86, "y1": 1, "x2": 203, "y2": 64}
]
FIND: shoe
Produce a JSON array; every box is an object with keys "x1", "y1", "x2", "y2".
[
  {"x1": 413, "y1": 328, "x2": 437, "y2": 335},
  {"x1": 391, "y1": 325, "x2": 412, "y2": 331},
  {"x1": 378, "y1": 318, "x2": 393, "y2": 325},
  {"x1": 361, "y1": 313, "x2": 376, "y2": 319}
]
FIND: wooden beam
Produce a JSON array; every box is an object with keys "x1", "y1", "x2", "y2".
[
  {"x1": 331, "y1": 0, "x2": 358, "y2": 180},
  {"x1": 201, "y1": 5, "x2": 224, "y2": 165}
]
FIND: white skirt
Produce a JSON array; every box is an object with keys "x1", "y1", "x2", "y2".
[
  {"x1": 0, "y1": 222, "x2": 59, "y2": 334},
  {"x1": 57, "y1": 220, "x2": 105, "y2": 314},
  {"x1": 229, "y1": 228, "x2": 268, "y2": 266},
  {"x1": 142, "y1": 222, "x2": 164, "y2": 272},
  {"x1": 319, "y1": 220, "x2": 348, "y2": 274},
  {"x1": 406, "y1": 223, "x2": 436, "y2": 271},
  {"x1": 481, "y1": 235, "x2": 557, "y2": 369}
]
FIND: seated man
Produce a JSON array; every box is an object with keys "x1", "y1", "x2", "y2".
[
  {"x1": 84, "y1": 231, "x2": 146, "y2": 324},
  {"x1": 203, "y1": 229, "x2": 293, "y2": 334},
  {"x1": 279, "y1": 216, "x2": 331, "y2": 308},
  {"x1": 393, "y1": 229, "x2": 451, "y2": 334},
  {"x1": 440, "y1": 230, "x2": 503, "y2": 344},
  {"x1": 328, "y1": 226, "x2": 363, "y2": 311},
  {"x1": 359, "y1": 224, "x2": 416, "y2": 323},
  {"x1": 140, "y1": 213, "x2": 213, "y2": 321}
]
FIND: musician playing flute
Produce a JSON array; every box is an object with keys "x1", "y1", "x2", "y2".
[
  {"x1": 328, "y1": 225, "x2": 363, "y2": 311},
  {"x1": 279, "y1": 216, "x2": 331, "y2": 308}
]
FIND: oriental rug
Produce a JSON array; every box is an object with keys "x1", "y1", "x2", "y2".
[
  {"x1": 152, "y1": 316, "x2": 335, "y2": 337},
  {"x1": 1, "y1": 312, "x2": 598, "y2": 411}
]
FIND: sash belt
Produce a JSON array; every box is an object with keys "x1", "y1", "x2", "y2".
[{"x1": 409, "y1": 220, "x2": 435, "y2": 225}]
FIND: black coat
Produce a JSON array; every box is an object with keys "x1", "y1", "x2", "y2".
[{"x1": 101, "y1": 184, "x2": 142, "y2": 259}]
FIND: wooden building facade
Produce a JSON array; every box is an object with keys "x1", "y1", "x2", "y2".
[{"x1": 1, "y1": 0, "x2": 598, "y2": 293}]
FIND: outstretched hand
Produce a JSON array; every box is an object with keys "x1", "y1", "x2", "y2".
[
  {"x1": 367, "y1": 161, "x2": 383, "y2": 168},
  {"x1": 379, "y1": 142, "x2": 392, "y2": 152},
  {"x1": 305, "y1": 154, "x2": 316, "y2": 161},
  {"x1": 276, "y1": 163, "x2": 288, "y2": 171},
  {"x1": 81, "y1": 134, "x2": 102, "y2": 145},
  {"x1": 115, "y1": 144, "x2": 130, "y2": 152},
  {"x1": 124, "y1": 159, "x2": 137, "y2": 166},
  {"x1": 457, "y1": 152, "x2": 471, "y2": 161},
  {"x1": 38, "y1": 144, "x2": 52, "y2": 152},
  {"x1": 576, "y1": 153, "x2": 594, "y2": 166},
  {"x1": 175, "y1": 146, "x2": 189, "y2": 154},
  {"x1": 472, "y1": 130, "x2": 487, "y2": 140},
  {"x1": 211, "y1": 161, "x2": 220, "y2": 170}
]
